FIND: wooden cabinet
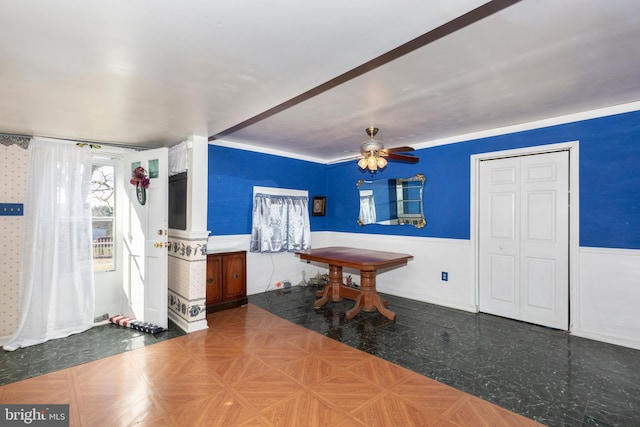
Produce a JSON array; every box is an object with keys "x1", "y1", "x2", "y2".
[{"x1": 206, "y1": 250, "x2": 247, "y2": 313}]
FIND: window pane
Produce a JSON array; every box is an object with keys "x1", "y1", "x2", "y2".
[{"x1": 91, "y1": 164, "x2": 115, "y2": 272}]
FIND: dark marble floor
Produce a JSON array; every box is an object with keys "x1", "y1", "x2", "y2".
[
  {"x1": 249, "y1": 286, "x2": 640, "y2": 427},
  {"x1": 0, "y1": 320, "x2": 185, "y2": 386}
]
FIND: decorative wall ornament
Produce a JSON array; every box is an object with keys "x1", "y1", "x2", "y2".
[
  {"x1": 130, "y1": 166, "x2": 150, "y2": 205},
  {"x1": 0, "y1": 134, "x2": 30, "y2": 149}
]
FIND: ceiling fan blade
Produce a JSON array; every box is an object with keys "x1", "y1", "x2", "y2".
[
  {"x1": 386, "y1": 152, "x2": 419, "y2": 163},
  {"x1": 384, "y1": 146, "x2": 415, "y2": 154}
]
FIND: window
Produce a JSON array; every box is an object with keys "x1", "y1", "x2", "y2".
[
  {"x1": 249, "y1": 192, "x2": 311, "y2": 253},
  {"x1": 90, "y1": 163, "x2": 115, "y2": 272}
]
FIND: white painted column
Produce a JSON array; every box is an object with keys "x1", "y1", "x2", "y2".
[{"x1": 168, "y1": 135, "x2": 210, "y2": 333}]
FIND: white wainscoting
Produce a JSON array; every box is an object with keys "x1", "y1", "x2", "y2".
[
  {"x1": 207, "y1": 233, "x2": 331, "y2": 296},
  {"x1": 573, "y1": 247, "x2": 640, "y2": 350},
  {"x1": 325, "y1": 232, "x2": 476, "y2": 312},
  {"x1": 208, "y1": 232, "x2": 475, "y2": 312},
  {"x1": 208, "y1": 233, "x2": 640, "y2": 350}
]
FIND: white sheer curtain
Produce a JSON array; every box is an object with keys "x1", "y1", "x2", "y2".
[
  {"x1": 250, "y1": 194, "x2": 311, "y2": 253},
  {"x1": 359, "y1": 193, "x2": 377, "y2": 225},
  {"x1": 168, "y1": 140, "x2": 188, "y2": 176},
  {"x1": 4, "y1": 138, "x2": 95, "y2": 351}
]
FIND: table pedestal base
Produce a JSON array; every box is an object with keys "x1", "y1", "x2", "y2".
[
  {"x1": 314, "y1": 266, "x2": 395, "y2": 321},
  {"x1": 345, "y1": 271, "x2": 395, "y2": 320},
  {"x1": 314, "y1": 265, "x2": 344, "y2": 307}
]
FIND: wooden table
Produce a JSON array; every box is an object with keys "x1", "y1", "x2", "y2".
[{"x1": 295, "y1": 246, "x2": 413, "y2": 320}]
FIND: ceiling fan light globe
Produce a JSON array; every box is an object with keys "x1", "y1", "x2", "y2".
[
  {"x1": 367, "y1": 156, "x2": 378, "y2": 170},
  {"x1": 357, "y1": 157, "x2": 368, "y2": 169},
  {"x1": 377, "y1": 157, "x2": 387, "y2": 168}
]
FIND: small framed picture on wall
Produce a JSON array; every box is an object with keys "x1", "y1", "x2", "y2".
[{"x1": 312, "y1": 196, "x2": 326, "y2": 216}]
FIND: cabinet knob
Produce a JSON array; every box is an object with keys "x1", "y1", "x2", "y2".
[
  {"x1": 233, "y1": 274, "x2": 238, "y2": 279},
  {"x1": 207, "y1": 278, "x2": 213, "y2": 283}
]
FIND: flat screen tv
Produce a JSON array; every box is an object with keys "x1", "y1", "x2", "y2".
[{"x1": 168, "y1": 171, "x2": 187, "y2": 230}]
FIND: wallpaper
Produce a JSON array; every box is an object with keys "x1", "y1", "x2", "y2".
[
  {"x1": 0, "y1": 145, "x2": 27, "y2": 336},
  {"x1": 167, "y1": 235, "x2": 208, "y2": 325}
]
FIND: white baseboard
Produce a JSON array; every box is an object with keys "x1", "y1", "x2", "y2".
[
  {"x1": 571, "y1": 327, "x2": 640, "y2": 351},
  {"x1": 382, "y1": 289, "x2": 477, "y2": 314}
]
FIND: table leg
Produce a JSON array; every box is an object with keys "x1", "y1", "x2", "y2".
[
  {"x1": 314, "y1": 286, "x2": 330, "y2": 308},
  {"x1": 371, "y1": 293, "x2": 395, "y2": 321},
  {"x1": 345, "y1": 270, "x2": 396, "y2": 320},
  {"x1": 314, "y1": 264, "x2": 343, "y2": 308},
  {"x1": 345, "y1": 293, "x2": 362, "y2": 319},
  {"x1": 328, "y1": 265, "x2": 343, "y2": 301}
]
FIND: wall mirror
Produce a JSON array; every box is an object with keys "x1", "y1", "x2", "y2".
[{"x1": 357, "y1": 173, "x2": 426, "y2": 228}]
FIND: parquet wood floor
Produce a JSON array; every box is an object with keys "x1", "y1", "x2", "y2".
[{"x1": 0, "y1": 305, "x2": 543, "y2": 426}]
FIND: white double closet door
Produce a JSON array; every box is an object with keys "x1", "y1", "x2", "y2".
[{"x1": 479, "y1": 150, "x2": 569, "y2": 330}]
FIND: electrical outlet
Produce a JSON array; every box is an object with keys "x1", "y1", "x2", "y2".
[{"x1": 441, "y1": 272, "x2": 448, "y2": 281}]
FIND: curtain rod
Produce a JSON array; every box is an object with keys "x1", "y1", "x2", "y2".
[{"x1": 0, "y1": 132, "x2": 152, "y2": 151}]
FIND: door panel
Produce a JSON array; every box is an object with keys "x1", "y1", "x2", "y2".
[
  {"x1": 479, "y1": 158, "x2": 520, "y2": 319},
  {"x1": 490, "y1": 254, "x2": 517, "y2": 302},
  {"x1": 479, "y1": 151, "x2": 569, "y2": 330},
  {"x1": 491, "y1": 166, "x2": 517, "y2": 184},
  {"x1": 491, "y1": 193, "x2": 516, "y2": 239},
  {"x1": 526, "y1": 192, "x2": 555, "y2": 240},
  {"x1": 206, "y1": 256, "x2": 223, "y2": 306},
  {"x1": 523, "y1": 257, "x2": 555, "y2": 309},
  {"x1": 520, "y1": 152, "x2": 568, "y2": 328},
  {"x1": 122, "y1": 148, "x2": 168, "y2": 328},
  {"x1": 223, "y1": 254, "x2": 246, "y2": 300}
]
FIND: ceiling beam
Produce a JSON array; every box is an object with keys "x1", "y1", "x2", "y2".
[{"x1": 209, "y1": 0, "x2": 522, "y2": 142}]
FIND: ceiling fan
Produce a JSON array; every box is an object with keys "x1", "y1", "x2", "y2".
[{"x1": 357, "y1": 127, "x2": 418, "y2": 171}]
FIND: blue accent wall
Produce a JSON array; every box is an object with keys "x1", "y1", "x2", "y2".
[
  {"x1": 208, "y1": 146, "x2": 328, "y2": 235},
  {"x1": 208, "y1": 110, "x2": 640, "y2": 249}
]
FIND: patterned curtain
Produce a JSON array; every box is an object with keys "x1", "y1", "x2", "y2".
[
  {"x1": 250, "y1": 193, "x2": 311, "y2": 253},
  {"x1": 0, "y1": 134, "x2": 30, "y2": 149}
]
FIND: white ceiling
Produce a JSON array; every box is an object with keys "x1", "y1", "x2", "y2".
[{"x1": 1, "y1": 0, "x2": 640, "y2": 162}]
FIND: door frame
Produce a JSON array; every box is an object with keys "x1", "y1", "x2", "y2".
[
  {"x1": 470, "y1": 141, "x2": 580, "y2": 331},
  {"x1": 91, "y1": 146, "x2": 135, "y2": 320}
]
